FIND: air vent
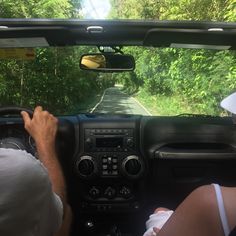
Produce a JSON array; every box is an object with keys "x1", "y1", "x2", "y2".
[{"x1": 76, "y1": 156, "x2": 95, "y2": 177}]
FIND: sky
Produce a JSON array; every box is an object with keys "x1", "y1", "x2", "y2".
[{"x1": 80, "y1": 0, "x2": 111, "y2": 19}]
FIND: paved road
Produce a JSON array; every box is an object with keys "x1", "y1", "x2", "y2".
[{"x1": 91, "y1": 87, "x2": 151, "y2": 115}]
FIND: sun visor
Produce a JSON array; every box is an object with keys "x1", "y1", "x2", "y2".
[
  {"x1": 143, "y1": 28, "x2": 236, "y2": 50},
  {"x1": 0, "y1": 27, "x2": 75, "y2": 47},
  {"x1": 0, "y1": 38, "x2": 49, "y2": 48}
]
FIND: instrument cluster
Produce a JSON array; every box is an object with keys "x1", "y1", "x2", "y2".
[{"x1": 0, "y1": 124, "x2": 36, "y2": 155}]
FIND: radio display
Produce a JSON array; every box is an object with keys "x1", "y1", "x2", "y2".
[{"x1": 96, "y1": 137, "x2": 123, "y2": 148}]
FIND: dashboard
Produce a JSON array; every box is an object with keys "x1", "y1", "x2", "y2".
[{"x1": 1, "y1": 114, "x2": 236, "y2": 236}]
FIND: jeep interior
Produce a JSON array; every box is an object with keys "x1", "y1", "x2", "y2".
[{"x1": 0, "y1": 18, "x2": 236, "y2": 236}]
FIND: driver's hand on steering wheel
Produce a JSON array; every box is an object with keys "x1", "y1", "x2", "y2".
[{"x1": 21, "y1": 106, "x2": 58, "y2": 150}]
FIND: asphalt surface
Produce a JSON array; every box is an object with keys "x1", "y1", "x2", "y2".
[{"x1": 91, "y1": 87, "x2": 151, "y2": 115}]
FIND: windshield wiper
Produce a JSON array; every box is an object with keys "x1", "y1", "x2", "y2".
[{"x1": 176, "y1": 113, "x2": 215, "y2": 117}]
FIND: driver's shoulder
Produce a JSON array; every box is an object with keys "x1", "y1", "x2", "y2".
[{"x1": 0, "y1": 148, "x2": 50, "y2": 188}]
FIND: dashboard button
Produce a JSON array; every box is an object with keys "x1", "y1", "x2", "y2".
[
  {"x1": 102, "y1": 164, "x2": 108, "y2": 170},
  {"x1": 102, "y1": 170, "x2": 108, "y2": 175},
  {"x1": 119, "y1": 186, "x2": 132, "y2": 199},
  {"x1": 104, "y1": 186, "x2": 116, "y2": 199}
]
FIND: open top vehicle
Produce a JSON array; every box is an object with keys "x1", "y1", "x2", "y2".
[{"x1": 0, "y1": 4, "x2": 236, "y2": 235}]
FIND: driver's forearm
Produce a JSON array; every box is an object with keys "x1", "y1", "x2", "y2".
[
  {"x1": 36, "y1": 142, "x2": 67, "y2": 208},
  {"x1": 54, "y1": 205, "x2": 72, "y2": 236},
  {"x1": 36, "y1": 142, "x2": 72, "y2": 235}
]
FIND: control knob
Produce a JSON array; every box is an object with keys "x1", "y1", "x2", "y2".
[
  {"x1": 126, "y1": 138, "x2": 134, "y2": 148},
  {"x1": 89, "y1": 186, "x2": 101, "y2": 199},
  {"x1": 85, "y1": 138, "x2": 93, "y2": 149},
  {"x1": 104, "y1": 186, "x2": 116, "y2": 199},
  {"x1": 119, "y1": 186, "x2": 132, "y2": 199}
]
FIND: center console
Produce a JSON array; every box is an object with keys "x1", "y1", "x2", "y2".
[
  {"x1": 77, "y1": 128, "x2": 144, "y2": 179},
  {"x1": 71, "y1": 115, "x2": 146, "y2": 235}
]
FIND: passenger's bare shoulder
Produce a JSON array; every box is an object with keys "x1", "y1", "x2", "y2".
[{"x1": 189, "y1": 185, "x2": 217, "y2": 209}]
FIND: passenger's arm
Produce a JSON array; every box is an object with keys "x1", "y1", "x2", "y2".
[
  {"x1": 155, "y1": 185, "x2": 225, "y2": 236},
  {"x1": 21, "y1": 106, "x2": 72, "y2": 236}
]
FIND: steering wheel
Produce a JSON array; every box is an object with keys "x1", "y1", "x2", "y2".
[
  {"x1": 0, "y1": 106, "x2": 33, "y2": 117},
  {"x1": 0, "y1": 106, "x2": 35, "y2": 154}
]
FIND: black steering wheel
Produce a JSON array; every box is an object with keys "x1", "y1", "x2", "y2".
[
  {"x1": 0, "y1": 106, "x2": 35, "y2": 154},
  {"x1": 0, "y1": 106, "x2": 33, "y2": 117}
]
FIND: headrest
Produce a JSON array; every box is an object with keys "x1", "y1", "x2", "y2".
[{"x1": 220, "y1": 92, "x2": 236, "y2": 114}]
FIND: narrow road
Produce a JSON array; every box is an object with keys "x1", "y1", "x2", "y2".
[{"x1": 91, "y1": 87, "x2": 152, "y2": 115}]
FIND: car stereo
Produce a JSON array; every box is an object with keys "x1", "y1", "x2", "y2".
[{"x1": 84, "y1": 128, "x2": 135, "y2": 152}]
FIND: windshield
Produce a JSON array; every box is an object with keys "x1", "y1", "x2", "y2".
[
  {"x1": 0, "y1": 0, "x2": 235, "y2": 116},
  {"x1": 0, "y1": 46, "x2": 235, "y2": 116}
]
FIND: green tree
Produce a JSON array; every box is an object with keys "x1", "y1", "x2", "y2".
[
  {"x1": 0, "y1": 0, "x2": 81, "y2": 18},
  {"x1": 110, "y1": 0, "x2": 236, "y2": 115},
  {"x1": 0, "y1": 0, "x2": 117, "y2": 114}
]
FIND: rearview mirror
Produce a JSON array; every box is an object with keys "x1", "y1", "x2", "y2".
[{"x1": 80, "y1": 53, "x2": 135, "y2": 72}]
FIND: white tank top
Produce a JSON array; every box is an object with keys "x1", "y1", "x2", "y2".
[{"x1": 213, "y1": 183, "x2": 230, "y2": 236}]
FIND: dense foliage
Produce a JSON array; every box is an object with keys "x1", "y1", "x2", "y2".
[
  {"x1": 0, "y1": 0, "x2": 114, "y2": 114},
  {"x1": 0, "y1": 47, "x2": 116, "y2": 114},
  {"x1": 110, "y1": 0, "x2": 236, "y2": 115}
]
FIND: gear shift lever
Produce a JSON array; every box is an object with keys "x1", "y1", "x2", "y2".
[{"x1": 110, "y1": 225, "x2": 121, "y2": 236}]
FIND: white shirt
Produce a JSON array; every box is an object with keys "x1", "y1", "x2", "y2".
[{"x1": 0, "y1": 148, "x2": 63, "y2": 236}]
